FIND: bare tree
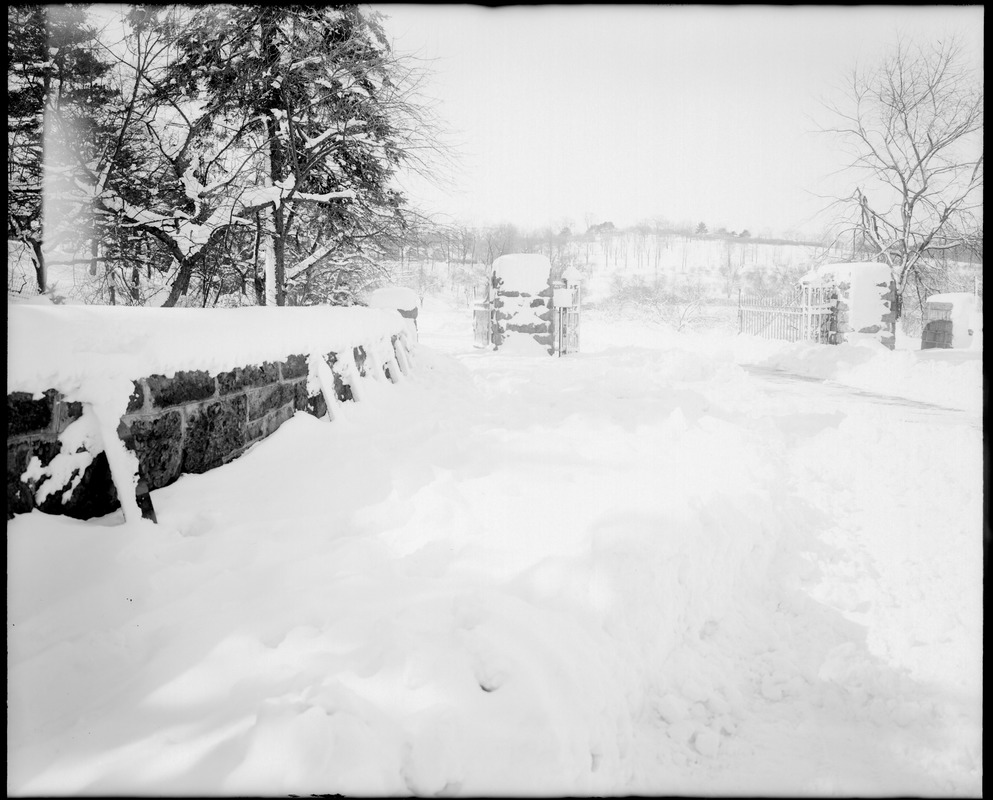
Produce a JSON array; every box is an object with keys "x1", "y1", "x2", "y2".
[
  {"x1": 819, "y1": 38, "x2": 983, "y2": 314},
  {"x1": 482, "y1": 223, "x2": 519, "y2": 265},
  {"x1": 718, "y1": 239, "x2": 746, "y2": 298}
]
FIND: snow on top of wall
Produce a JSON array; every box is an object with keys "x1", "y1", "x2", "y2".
[
  {"x1": 7, "y1": 303, "x2": 407, "y2": 404},
  {"x1": 493, "y1": 254, "x2": 551, "y2": 295},
  {"x1": 927, "y1": 292, "x2": 979, "y2": 307},
  {"x1": 366, "y1": 286, "x2": 419, "y2": 311}
]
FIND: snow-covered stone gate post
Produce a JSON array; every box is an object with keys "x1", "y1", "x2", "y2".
[
  {"x1": 801, "y1": 262, "x2": 898, "y2": 350},
  {"x1": 490, "y1": 254, "x2": 555, "y2": 354}
]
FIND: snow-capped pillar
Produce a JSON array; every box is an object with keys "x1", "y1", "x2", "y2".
[
  {"x1": 805, "y1": 263, "x2": 896, "y2": 350},
  {"x1": 491, "y1": 254, "x2": 555, "y2": 354}
]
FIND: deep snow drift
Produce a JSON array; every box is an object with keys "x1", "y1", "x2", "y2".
[{"x1": 6, "y1": 298, "x2": 983, "y2": 796}]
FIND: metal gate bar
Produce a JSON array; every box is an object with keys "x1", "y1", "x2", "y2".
[{"x1": 738, "y1": 287, "x2": 835, "y2": 343}]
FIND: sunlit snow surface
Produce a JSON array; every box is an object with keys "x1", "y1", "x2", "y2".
[{"x1": 7, "y1": 298, "x2": 983, "y2": 796}]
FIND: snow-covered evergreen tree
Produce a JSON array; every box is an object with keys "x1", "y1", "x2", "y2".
[{"x1": 149, "y1": 4, "x2": 425, "y2": 306}]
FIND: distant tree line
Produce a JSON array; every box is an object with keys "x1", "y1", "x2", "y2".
[{"x1": 379, "y1": 217, "x2": 834, "y2": 308}]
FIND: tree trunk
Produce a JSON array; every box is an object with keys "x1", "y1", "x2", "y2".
[
  {"x1": 31, "y1": 240, "x2": 46, "y2": 294},
  {"x1": 106, "y1": 253, "x2": 116, "y2": 305},
  {"x1": 90, "y1": 235, "x2": 99, "y2": 276},
  {"x1": 274, "y1": 203, "x2": 286, "y2": 306},
  {"x1": 162, "y1": 257, "x2": 196, "y2": 307}
]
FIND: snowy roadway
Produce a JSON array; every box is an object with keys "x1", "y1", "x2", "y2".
[{"x1": 7, "y1": 302, "x2": 983, "y2": 796}]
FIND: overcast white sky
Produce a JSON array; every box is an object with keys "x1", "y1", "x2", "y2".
[{"x1": 379, "y1": 4, "x2": 984, "y2": 237}]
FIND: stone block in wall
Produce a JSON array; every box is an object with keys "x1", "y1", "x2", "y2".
[
  {"x1": 289, "y1": 379, "x2": 309, "y2": 412},
  {"x1": 120, "y1": 410, "x2": 184, "y2": 490},
  {"x1": 506, "y1": 321, "x2": 551, "y2": 335},
  {"x1": 7, "y1": 438, "x2": 60, "y2": 518},
  {"x1": 216, "y1": 362, "x2": 280, "y2": 395},
  {"x1": 8, "y1": 391, "x2": 56, "y2": 437},
  {"x1": 182, "y1": 395, "x2": 248, "y2": 474},
  {"x1": 147, "y1": 371, "x2": 216, "y2": 408},
  {"x1": 245, "y1": 417, "x2": 265, "y2": 444},
  {"x1": 246, "y1": 403, "x2": 295, "y2": 444},
  {"x1": 247, "y1": 383, "x2": 287, "y2": 421},
  {"x1": 35, "y1": 451, "x2": 119, "y2": 520},
  {"x1": 267, "y1": 404, "x2": 295, "y2": 436},
  {"x1": 279, "y1": 354, "x2": 309, "y2": 380},
  {"x1": 126, "y1": 381, "x2": 145, "y2": 413}
]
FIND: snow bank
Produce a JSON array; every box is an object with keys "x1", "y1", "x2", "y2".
[
  {"x1": 5, "y1": 297, "x2": 983, "y2": 796},
  {"x1": 367, "y1": 286, "x2": 420, "y2": 312},
  {"x1": 7, "y1": 303, "x2": 408, "y2": 401},
  {"x1": 580, "y1": 309, "x2": 982, "y2": 413},
  {"x1": 740, "y1": 337, "x2": 983, "y2": 412},
  {"x1": 8, "y1": 339, "x2": 827, "y2": 795},
  {"x1": 492, "y1": 254, "x2": 551, "y2": 295}
]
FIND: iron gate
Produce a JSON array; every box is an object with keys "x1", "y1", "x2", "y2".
[
  {"x1": 473, "y1": 301, "x2": 491, "y2": 348},
  {"x1": 738, "y1": 285, "x2": 836, "y2": 343},
  {"x1": 554, "y1": 284, "x2": 581, "y2": 355}
]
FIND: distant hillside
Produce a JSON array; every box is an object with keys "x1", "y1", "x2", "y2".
[{"x1": 372, "y1": 230, "x2": 847, "y2": 312}]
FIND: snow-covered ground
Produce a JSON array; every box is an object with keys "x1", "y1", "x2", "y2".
[{"x1": 7, "y1": 296, "x2": 983, "y2": 796}]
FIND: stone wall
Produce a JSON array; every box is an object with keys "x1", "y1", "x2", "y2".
[{"x1": 7, "y1": 341, "x2": 406, "y2": 522}]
